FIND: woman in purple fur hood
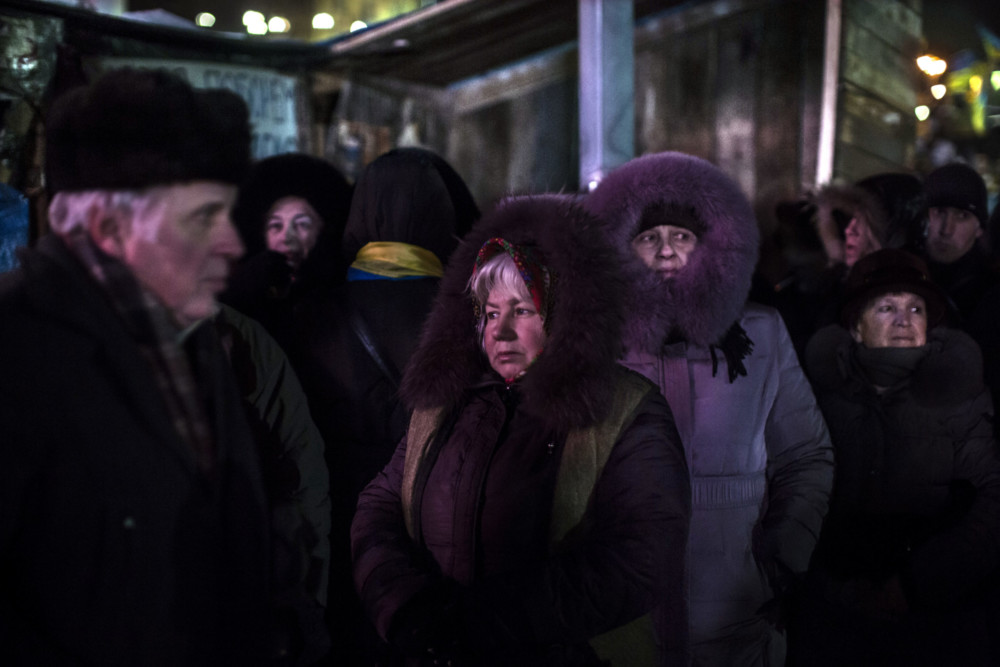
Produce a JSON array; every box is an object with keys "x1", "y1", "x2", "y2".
[
  {"x1": 351, "y1": 194, "x2": 691, "y2": 665},
  {"x1": 585, "y1": 152, "x2": 835, "y2": 666}
]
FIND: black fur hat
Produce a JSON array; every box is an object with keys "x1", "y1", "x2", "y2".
[
  {"x1": 925, "y1": 162, "x2": 988, "y2": 227},
  {"x1": 840, "y1": 248, "x2": 947, "y2": 329},
  {"x1": 231, "y1": 153, "x2": 353, "y2": 256},
  {"x1": 45, "y1": 68, "x2": 251, "y2": 195}
]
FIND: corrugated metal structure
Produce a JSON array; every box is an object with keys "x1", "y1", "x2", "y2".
[
  {"x1": 1, "y1": 0, "x2": 924, "y2": 226},
  {"x1": 323, "y1": 0, "x2": 923, "y2": 210}
]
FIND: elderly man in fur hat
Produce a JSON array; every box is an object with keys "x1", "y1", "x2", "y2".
[
  {"x1": 0, "y1": 68, "x2": 273, "y2": 665},
  {"x1": 586, "y1": 152, "x2": 835, "y2": 666}
]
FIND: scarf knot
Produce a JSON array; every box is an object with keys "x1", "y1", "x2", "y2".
[{"x1": 710, "y1": 321, "x2": 754, "y2": 383}]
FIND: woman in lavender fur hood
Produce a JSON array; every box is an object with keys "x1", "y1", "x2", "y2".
[{"x1": 585, "y1": 151, "x2": 835, "y2": 666}]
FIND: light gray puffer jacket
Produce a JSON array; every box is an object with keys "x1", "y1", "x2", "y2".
[{"x1": 587, "y1": 152, "x2": 835, "y2": 665}]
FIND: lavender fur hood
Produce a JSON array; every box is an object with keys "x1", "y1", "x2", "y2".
[
  {"x1": 585, "y1": 152, "x2": 760, "y2": 352},
  {"x1": 400, "y1": 195, "x2": 626, "y2": 432}
]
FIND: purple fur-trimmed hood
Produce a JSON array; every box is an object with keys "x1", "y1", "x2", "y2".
[
  {"x1": 400, "y1": 194, "x2": 627, "y2": 432},
  {"x1": 584, "y1": 152, "x2": 760, "y2": 352}
]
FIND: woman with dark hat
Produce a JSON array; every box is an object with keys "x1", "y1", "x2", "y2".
[
  {"x1": 761, "y1": 172, "x2": 927, "y2": 357},
  {"x1": 221, "y1": 152, "x2": 353, "y2": 352},
  {"x1": 793, "y1": 248, "x2": 1000, "y2": 665},
  {"x1": 350, "y1": 195, "x2": 691, "y2": 665}
]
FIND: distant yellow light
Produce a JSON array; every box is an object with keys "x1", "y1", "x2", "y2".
[
  {"x1": 243, "y1": 10, "x2": 265, "y2": 26},
  {"x1": 916, "y1": 55, "x2": 947, "y2": 76},
  {"x1": 970, "y1": 75, "x2": 983, "y2": 95},
  {"x1": 931, "y1": 84, "x2": 947, "y2": 99},
  {"x1": 312, "y1": 13, "x2": 334, "y2": 30},
  {"x1": 268, "y1": 16, "x2": 290, "y2": 33},
  {"x1": 350, "y1": 20, "x2": 367, "y2": 32},
  {"x1": 993, "y1": 71, "x2": 1000, "y2": 91},
  {"x1": 915, "y1": 105, "x2": 931, "y2": 121},
  {"x1": 195, "y1": 12, "x2": 215, "y2": 27}
]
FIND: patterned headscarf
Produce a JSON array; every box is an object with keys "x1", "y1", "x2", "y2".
[{"x1": 472, "y1": 237, "x2": 551, "y2": 316}]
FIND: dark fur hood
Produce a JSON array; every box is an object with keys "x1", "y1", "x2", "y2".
[
  {"x1": 814, "y1": 172, "x2": 925, "y2": 251},
  {"x1": 584, "y1": 152, "x2": 759, "y2": 351},
  {"x1": 805, "y1": 324, "x2": 985, "y2": 407},
  {"x1": 814, "y1": 181, "x2": 888, "y2": 243},
  {"x1": 400, "y1": 195, "x2": 626, "y2": 432}
]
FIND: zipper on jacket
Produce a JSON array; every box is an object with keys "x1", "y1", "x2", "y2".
[{"x1": 471, "y1": 384, "x2": 516, "y2": 580}]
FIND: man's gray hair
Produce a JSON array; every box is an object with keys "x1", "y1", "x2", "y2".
[{"x1": 48, "y1": 189, "x2": 163, "y2": 236}]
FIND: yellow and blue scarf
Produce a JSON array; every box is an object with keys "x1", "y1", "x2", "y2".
[{"x1": 347, "y1": 241, "x2": 443, "y2": 281}]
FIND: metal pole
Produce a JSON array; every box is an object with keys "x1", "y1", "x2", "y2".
[
  {"x1": 816, "y1": 0, "x2": 842, "y2": 186},
  {"x1": 578, "y1": 0, "x2": 634, "y2": 190}
]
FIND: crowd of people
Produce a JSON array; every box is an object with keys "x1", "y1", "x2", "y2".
[{"x1": 2, "y1": 66, "x2": 1000, "y2": 666}]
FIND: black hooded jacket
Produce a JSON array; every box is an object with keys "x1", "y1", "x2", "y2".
[{"x1": 293, "y1": 148, "x2": 479, "y2": 664}]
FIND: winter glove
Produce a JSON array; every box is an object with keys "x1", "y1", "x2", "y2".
[
  {"x1": 387, "y1": 579, "x2": 468, "y2": 664},
  {"x1": 838, "y1": 574, "x2": 909, "y2": 624},
  {"x1": 756, "y1": 559, "x2": 804, "y2": 632}
]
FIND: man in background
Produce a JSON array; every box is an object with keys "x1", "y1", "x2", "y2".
[{"x1": 921, "y1": 162, "x2": 1000, "y2": 425}]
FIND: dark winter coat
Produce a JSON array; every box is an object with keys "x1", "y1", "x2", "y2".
[
  {"x1": 215, "y1": 304, "x2": 331, "y2": 663},
  {"x1": 350, "y1": 195, "x2": 691, "y2": 666},
  {"x1": 294, "y1": 147, "x2": 479, "y2": 663},
  {"x1": 929, "y1": 245, "x2": 1000, "y2": 435},
  {"x1": 797, "y1": 325, "x2": 1000, "y2": 664},
  {"x1": 296, "y1": 147, "x2": 479, "y2": 506},
  {"x1": 928, "y1": 244, "x2": 1000, "y2": 327},
  {"x1": 586, "y1": 151, "x2": 834, "y2": 664},
  {"x1": 0, "y1": 236, "x2": 271, "y2": 666}
]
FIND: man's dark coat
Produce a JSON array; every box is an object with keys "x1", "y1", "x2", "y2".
[{"x1": 0, "y1": 236, "x2": 271, "y2": 666}]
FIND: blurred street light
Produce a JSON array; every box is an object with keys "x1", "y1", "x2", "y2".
[{"x1": 917, "y1": 55, "x2": 948, "y2": 76}]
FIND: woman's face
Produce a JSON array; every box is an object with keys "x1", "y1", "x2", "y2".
[
  {"x1": 631, "y1": 224, "x2": 698, "y2": 278},
  {"x1": 265, "y1": 196, "x2": 324, "y2": 272},
  {"x1": 843, "y1": 215, "x2": 881, "y2": 268},
  {"x1": 851, "y1": 291, "x2": 928, "y2": 348},
  {"x1": 483, "y1": 283, "x2": 546, "y2": 380}
]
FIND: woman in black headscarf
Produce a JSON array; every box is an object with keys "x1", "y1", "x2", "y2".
[
  {"x1": 221, "y1": 152, "x2": 353, "y2": 354},
  {"x1": 294, "y1": 147, "x2": 480, "y2": 664}
]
